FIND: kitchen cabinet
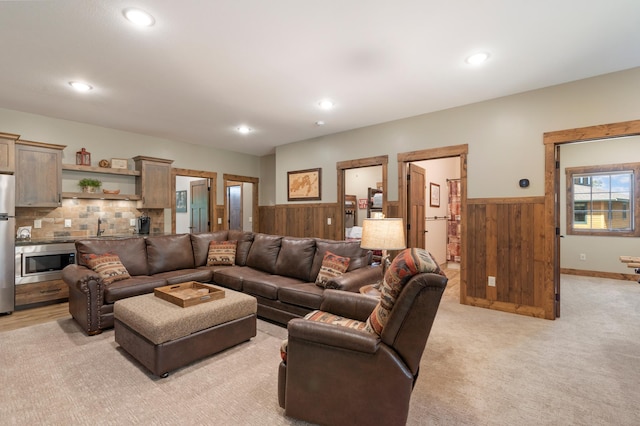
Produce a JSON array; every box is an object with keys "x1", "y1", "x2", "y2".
[
  {"x1": 134, "y1": 156, "x2": 173, "y2": 208},
  {"x1": 15, "y1": 279, "x2": 69, "y2": 306},
  {"x1": 15, "y1": 140, "x2": 65, "y2": 207},
  {"x1": 0, "y1": 132, "x2": 18, "y2": 174}
]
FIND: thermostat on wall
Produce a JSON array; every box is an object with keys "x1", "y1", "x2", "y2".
[{"x1": 519, "y1": 179, "x2": 530, "y2": 188}]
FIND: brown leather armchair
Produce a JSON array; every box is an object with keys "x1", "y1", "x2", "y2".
[{"x1": 278, "y1": 270, "x2": 447, "y2": 426}]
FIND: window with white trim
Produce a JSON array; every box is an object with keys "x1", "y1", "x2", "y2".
[{"x1": 566, "y1": 163, "x2": 639, "y2": 237}]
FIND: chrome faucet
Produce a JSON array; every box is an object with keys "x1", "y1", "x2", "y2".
[{"x1": 97, "y1": 218, "x2": 105, "y2": 237}]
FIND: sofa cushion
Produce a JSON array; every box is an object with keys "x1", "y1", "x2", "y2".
[
  {"x1": 85, "y1": 253, "x2": 130, "y2": 285},
  {"x1": 365, "y1": 248, "x2": 441, "y2": 336},
  {"x1": 228, "y1": 230, "x2": 254, "y2": 266},
  {"x1": 315, "y1": 251, "x2": 350, "y2": 288},
  {"x1": 76, "y1": 237, "x2": 149, "y2": 276},
  {"x1": 246, "y1": 233, "x2": 282, "y2": 274},
  {"x1": 277, "y1": 283, "x2": 324, "y2": 310},
  {"x1": 310, "y1": 239, "x2": 369, "y2": 282},
  {"x1": 207, "y1": 240, "x2": 237, "y2": 266},
  {"x1": 243, "y1": 273, "x2": 305, "y2": 300},
  {"x1": 151, "y1": 268, "x2": 213, "y2": 284},
  {"x1": 146, "y1": 234, "x2": 195, "y2": 275},
  {"x1": 274, "y1": 237, "x2": 316, "y2": 281},
  {"x1": 103, "y1": 276, "x2": 168, "y2": 303},
  {"x1": 190, "y1": 231, "x2": 229, "y2": 266}
]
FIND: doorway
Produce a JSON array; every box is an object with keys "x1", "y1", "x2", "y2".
[
  {"x1": 171, "y1": 168, "x2": 217, "y2": 234},
  {"x1": 398, "y1": 144, "x2": 468, "y2": 303},
  {"x1": 543, "y1": 119, "x2": 640, "y2": 319},
  {"x1": 223, "y1": 174, "x2": 258, "y2": 232},
  {"x1": 337, "y1": 156, "x2": 388, "y2": 239}
]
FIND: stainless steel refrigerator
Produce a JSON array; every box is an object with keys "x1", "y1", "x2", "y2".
[{"x1": 0, "y1": 174, "x2": 15, "y2": 314}]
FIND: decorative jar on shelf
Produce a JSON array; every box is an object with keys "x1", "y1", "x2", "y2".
[{"x1": 76, "y1": 148, "x2": 91, "y2": 166}]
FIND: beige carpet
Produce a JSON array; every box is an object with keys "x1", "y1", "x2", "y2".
[{"x1": 1, "y1": 275, "x2": 639, "y2": 425}]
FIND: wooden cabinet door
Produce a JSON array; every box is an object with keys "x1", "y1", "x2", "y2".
[
  {"x1": 134, "y1": 156, "x2": 173, "y2": 208},
  {"x1": 0, "y1": 133, "x2": 18, "y2": 173},
  {"x1": 15, "y1": 142, "x2": 63, "y2": 207}
]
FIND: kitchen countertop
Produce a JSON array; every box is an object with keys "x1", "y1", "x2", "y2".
[{"x1": 15, "y1": 233, "x2": 167, "y2": 246}]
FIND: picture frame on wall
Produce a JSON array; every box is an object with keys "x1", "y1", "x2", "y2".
[
  {"x1": 176, "y1": 190, "x2": 187, "y2": 212},
  {"x1": 430, "y1": 183, "x2": 440, "y2": 207},
  {"x1": 287, "y1": 168, "x2": 321, "y2": 201}
]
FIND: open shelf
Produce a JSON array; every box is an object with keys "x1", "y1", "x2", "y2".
[
  {"x1": 62, "y1": 192, "x2": 141, "y2": 201},
  {"x1": 62, "y1": 164, "x2": 141, "y2": 176}
]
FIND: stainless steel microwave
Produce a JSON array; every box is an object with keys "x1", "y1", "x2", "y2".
[{"x1": 15, "y1": 243, "x2": 76, "y2": 285}]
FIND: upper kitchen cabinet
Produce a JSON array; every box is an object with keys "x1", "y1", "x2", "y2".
[
  {"x1": 133, "y1": 156, "x2": 173, "y2": 208},
  {"x1": 15, "y1": 140, "x2": 65, "y2": 207},
  {"x1": 0, "y1": 132, "x2": 19, "y2": 174}
]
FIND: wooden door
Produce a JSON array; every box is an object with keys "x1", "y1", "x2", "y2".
[
  {"x1": 227, "y1": 185, "x2": 242, "y2": 230},
  {"x1": 190, "y1": 179, "x2": 209, "y2": 233},
  {"x1": 407, "y1": 163, "x2": 426, "y2": 248},
  {"x1": 554, "y1": 146, "x2": 561, "y2": 317}
]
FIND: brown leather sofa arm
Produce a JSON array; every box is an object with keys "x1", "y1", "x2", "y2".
[
  {"x1": 320, "y1": 289, "x2": 378, "y2": 322},
  {"x1": 288, "y1": 318, "x2": 380, "y2": 354},
  {"x1": 325, "y1": 265, "x2": 382, "y2": 292},
  {"x1": 62, "y1": 264, "x2": 104, "y2": 335},
  {"x1": 62, "y1": 264, "x2": 101, "y2": 289}
]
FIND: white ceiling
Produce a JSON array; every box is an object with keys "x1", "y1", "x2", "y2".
[{"x1": 1, "y1": 1, "x2": 639, "y2": 157}]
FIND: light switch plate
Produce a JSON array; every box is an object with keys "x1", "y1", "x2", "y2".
[
  {"x1": 64, "y1": 219, "x2": 72, "y2": 228},
  {"x1": 34, "y1": 219, "x2": 42, "y2": 229}
]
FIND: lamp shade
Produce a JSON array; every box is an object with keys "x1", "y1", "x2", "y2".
[{"x1": 360, "y1": 218, "x2": 406, "y2": 250}]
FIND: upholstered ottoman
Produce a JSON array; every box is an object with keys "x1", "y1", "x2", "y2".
[{"x1": 114, "y1": 285, "x2": 257, "y2": 378}]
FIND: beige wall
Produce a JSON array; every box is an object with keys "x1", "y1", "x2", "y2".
[
  {"x1": 0, "y1": 107, "x2": 261, "y2": 206},
  {"x1": 275, "y1": 67, "x2": 640, "y2": 203}
]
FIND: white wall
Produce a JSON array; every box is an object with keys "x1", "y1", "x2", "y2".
[{"x1": 560, "y1": 136, "x2": 640, "y2": 274}]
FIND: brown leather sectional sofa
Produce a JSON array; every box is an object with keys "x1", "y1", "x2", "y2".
[{"x1": 62, "y1": 231, "x2": 381, "y2": 335}]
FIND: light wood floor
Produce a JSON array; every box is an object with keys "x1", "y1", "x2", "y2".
[{"x1": 0, "y1": 266, "x2": 461, "y2": 333}]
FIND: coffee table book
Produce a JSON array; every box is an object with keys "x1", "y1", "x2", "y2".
[{"x1": 154, "y1": 282, "x2": 225, "y2": 308}]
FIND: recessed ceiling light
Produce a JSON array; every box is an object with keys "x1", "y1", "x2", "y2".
[
  {"x1": 68, "y1": 81, "x2": 93, "y2": 92},
  {"x1": 237, "y1": 126, "x2": 252, "y2": 134},
  {"x1": 123, "y1": 8, "x2": 155, "y2": 27},
  {"x1": 315, "y1": 121, "x2": 325, "y2": 126},
  {"x1": 318, "y1": 100, "x2": 334, "y2": 110},
  {"x1": 466, "y1": 52, "x2": 490, "y2": 65}
]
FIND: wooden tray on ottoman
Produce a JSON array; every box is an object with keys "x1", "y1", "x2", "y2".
[{"x1": 154, "y1": 282, "x2": 225, "y2": 308}]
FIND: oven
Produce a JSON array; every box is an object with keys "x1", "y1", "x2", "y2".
[{"x1": 15, "y1": 243, "x2": 76, "y2": 285}]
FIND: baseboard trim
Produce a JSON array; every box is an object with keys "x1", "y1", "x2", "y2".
[{"x1": 560, "y1": 268, "x2": 638, "y2": 282}]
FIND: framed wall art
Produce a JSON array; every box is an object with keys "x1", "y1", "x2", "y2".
[
  {"x1": 287, "y1": 168, "x2": 321, "y2": 201},
  {"x1": 176, "y1": 190, "x2": 187, "y2": 212},
  {"x1": 430, "y1": 183, "x2": 440, "y2": 207}
]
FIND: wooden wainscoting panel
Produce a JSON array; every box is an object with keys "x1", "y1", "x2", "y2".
[
  {"x1": 466, "y1": 197, "x2": 547, "y2": 317},
  {"x1": 259, "y1": 203, "x2": 341, "y2": 239}
]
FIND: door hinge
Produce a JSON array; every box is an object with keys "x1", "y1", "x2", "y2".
[
  {"x1": 555, "y1": 293, "x2": 560, "y2": 301},
  {"x1": 555, "y1": 160, "x2": 560, "y2": 169},
  {"x1": 406, "y1": 174, "x2": 411, "y2": 181},
  {"x1": 406, "y1": 223, "x2": 411, "y2": 231},
  {"x1": 555, "y1": 227, "x2": 560, "y2": 236}
]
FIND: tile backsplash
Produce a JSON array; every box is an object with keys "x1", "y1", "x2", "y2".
[{"x1": 16, "y1": 199, "x2": 165, "y2": 240}]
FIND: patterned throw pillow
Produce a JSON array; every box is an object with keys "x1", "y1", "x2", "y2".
[
  {"x1": 365, "y1": 248, "x2": 441, "y2": 336},
  {"x1": 206, "y1": 240, "x2": 237, "y2": 266},
  {"x1": 315, "y1": 251, "x2": 350, "y2": 288},
  {"x1": 85, "y1": 253, "x2": 130, "y2": 285}
]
